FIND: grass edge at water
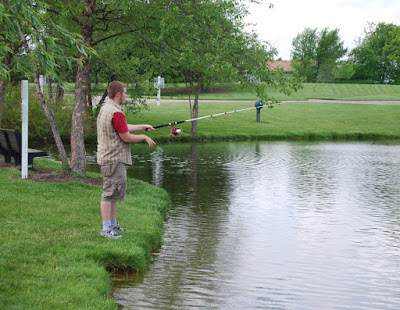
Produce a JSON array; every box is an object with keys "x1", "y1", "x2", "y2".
[{"x1": 0, "y1": 160, "x2": 170, "y2": 309}]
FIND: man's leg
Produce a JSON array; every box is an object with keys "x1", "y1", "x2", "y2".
[
  {"x1": 100, "y1": 200, "x2": 122, "y2": 238},
  {"x1": 101, "y1": 200, "x2": 117, "y2": 221},
  {"x1": 109, "y1": 202, "x2": 128, "y2": 232}
]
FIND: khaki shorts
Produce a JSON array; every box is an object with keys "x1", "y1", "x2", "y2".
[{"x1": 100, "y1": 163, "x2": 127, "y2": 202}]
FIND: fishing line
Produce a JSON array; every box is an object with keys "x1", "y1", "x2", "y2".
[{"x1": 146, "y1": 105, "x2": 265, "y2": 139}]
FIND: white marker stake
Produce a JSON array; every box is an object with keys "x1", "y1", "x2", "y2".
[{"x1": 21, "y1": 80, "x2": 28, "y2": 179}]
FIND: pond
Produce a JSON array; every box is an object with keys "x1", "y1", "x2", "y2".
[{"x1": 88, "y1": 141, "x2": 400, "y2": 309}]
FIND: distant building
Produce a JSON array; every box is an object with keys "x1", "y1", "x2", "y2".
[{"x1": 267, "y1": 60, "x2": 294, "y2": 72}]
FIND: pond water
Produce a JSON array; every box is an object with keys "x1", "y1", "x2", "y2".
[{"x1": 94, "y1": 141, "x2": 400, "y2": 309}]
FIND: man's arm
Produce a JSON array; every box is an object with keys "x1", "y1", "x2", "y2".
[
  {"x1": 127, "y1": 124, "x2": 154, "y2": 132},
  {"x1": 118, "y1": 131, "x2": 156, "y2": 147}
]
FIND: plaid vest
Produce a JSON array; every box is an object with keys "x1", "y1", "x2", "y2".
[{"x1": 97, "y1": 99, "x2": 132, "y2": 165}]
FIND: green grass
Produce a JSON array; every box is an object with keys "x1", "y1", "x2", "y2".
[
  {"x1": 0, "y1": 160, "x2": 170, "y2": 309},
  {"x1": 129, "y1": 100, "x2": 400, "y2": 142},
  {"x1": 41, "y1": 81, "x2": 400, "y2": 101},
  {"x1": 32, "y1": 81, "x2": 400, "y2": 143},
  {"x1": 159, "y1": 82, "x2": 400, "y2": 101}
]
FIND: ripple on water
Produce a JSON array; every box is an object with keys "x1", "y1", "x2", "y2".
[{"x1": 112, "y1": 141, "x2": 400, "y2": 310}]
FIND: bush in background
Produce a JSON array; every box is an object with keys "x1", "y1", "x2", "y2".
[{"x1": 1, "y1": 85, "x2": 96, "y2": 143}]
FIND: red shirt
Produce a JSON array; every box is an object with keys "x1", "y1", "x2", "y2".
[{"x1": 112, "y1": 112, "x2": 129, "y2": 133}]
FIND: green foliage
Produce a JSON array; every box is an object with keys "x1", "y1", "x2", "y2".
[
  {"x1": 1, "y1": 85, "x2": 96, "y2": 142},
  {"x1": 91, "y1": 35, "x2": 156, "y2": 106},
  {"x1": 291, "y1": 28, "x2": 319, "y2": 82},
  {"x1": 153, "y1": 0, "x2": 301, "y2": 105},
  {"x1": 316, "y1": 28, "x2": 347, "y2": 82},
  {"x1": 385, "y1": 25, "x2": 400, "y2": 63},
  {"x1": 291, "y1": 27, "x2": 347, "y2": 83},
  {"x1": 350, "y1": 22, "x2": 400, "y2": 83},
  {"x1": 333, "y1": 62, "x2": 356, "y2": 81},
  {"x1": 0, "y1": 0, "x2": 90, "y2": 85}
]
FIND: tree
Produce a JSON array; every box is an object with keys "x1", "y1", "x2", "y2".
[
  {"x1": 0, "y1": 1, "x2": 24, "y2": 127},
  {"x1": 332, "y1": 61, "x2": 355, "y2": 81},
  {"x1": 291, "y1": 27, "x2": 347, "y2": 82},
  {"x1": 350, "y1": 22, "x2": 400, "y2": 83},
  {"x1": 1, "y1": 0, "x2": 89, "y2": 173},
  {"x1": 91, "y1": 35, "x2": 156, "y2": 112},
  {"x1": 316, "y1": 28, "x2": 347, "y2": 81},
  {"x1": 44, "y1": 0, "x2": 153, "y2": 175},
  {"x1": 291, "y1": 28, "x2": 318, "y2": 82},
  {"x1": 155, "y1": 0, "x2": 301, "y2": 133},
  {"x1": 385, "y1": 24, "x2": 400, "y2": 64}
]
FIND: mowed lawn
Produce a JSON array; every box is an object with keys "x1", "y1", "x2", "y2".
[{"x1": 131, "y1": 100, "x2": 400, "y2": 142}]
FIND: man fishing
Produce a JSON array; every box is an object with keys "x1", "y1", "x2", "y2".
[{"x1": 97, "y1": 81, "x2": 156, "y2": 239}]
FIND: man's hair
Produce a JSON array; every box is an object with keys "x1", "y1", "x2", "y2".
[{"x1": 107, "y1": 81, "x2": 126, "y2": 99}]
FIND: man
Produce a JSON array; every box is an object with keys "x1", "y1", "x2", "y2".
[{"x1": 97, "y1": 81, "x2": 156, "y2": 239}]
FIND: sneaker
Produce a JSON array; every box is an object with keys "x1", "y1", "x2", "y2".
[
  {"x1": 113, "y1": 222, "x2": 128, "y2": 232},
  {"x1": 100, "y1": 227, "x2": 123, "y2": 239}
]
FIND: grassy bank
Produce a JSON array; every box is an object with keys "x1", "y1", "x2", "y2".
[
  {"x1": 131, "y1": 100, "x2": 400, "y2": 143},
  {"x1": 0, "y1": 159, "x2": 170, "y2": 309},
  {"x1": 44, "y1": 81, "x2": 400, "y2": 101},
  {"x1": 160, "y1": 82, "x2": 400, "y2": 101},
  {"x1": 16, "y1": 82, "x2": 399, "y2": 143}
]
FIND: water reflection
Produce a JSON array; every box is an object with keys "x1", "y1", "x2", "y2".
[
  {"x1": 109, "y1": 141, "x2": 400, "y2": 309},
  {"x1": 47, "y1": 140, "x2": 400, "y2": 309}
]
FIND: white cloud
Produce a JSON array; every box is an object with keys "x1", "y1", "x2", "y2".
[{"x1": 245, "y1": 0, "x2": 400, "y2": 60}]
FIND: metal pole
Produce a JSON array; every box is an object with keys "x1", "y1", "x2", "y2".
[{"x1": 21, "y1": 80, "x2": 28, "y2": 179}]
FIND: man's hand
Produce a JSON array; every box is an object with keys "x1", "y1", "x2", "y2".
[
  {"x1": 119, "y1": 132, "x2": 156, "y2": 147},
  {"x1": 145, "y1": 136, "x2": 156, "y2": 148},
  {"x1": 143, "y1": 125, "x2": 155, "y2": 132}
]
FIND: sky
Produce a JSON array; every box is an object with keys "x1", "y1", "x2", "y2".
[{"x1": 245, "y1": 0, "x2": 400, "y2": 60}]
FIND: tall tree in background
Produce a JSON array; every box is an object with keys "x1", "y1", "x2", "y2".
[
  {"x1": 291, "y1": 28, "x2": 318, "y2": 82},
  {"x1": 291, "y1": 27, "x2": 347, "y2": 82},
  {"x1": 350, "y1": 22, "x2": 400, "y2": 83},
  {"x1": 385, "y1": 24, "x2": 400, "y2": 67},
  {"x1": 156, "y1": 0, "x2": 301, "y2": 133},
  {"x1": 316, "y1": 28, "x2": 347, "y2": 81},
  {"x1": 91, "y1": 34, "x2": 157, "y2": 111}
]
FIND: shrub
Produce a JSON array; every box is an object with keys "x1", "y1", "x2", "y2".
[{"x1": 1, "y1": 84, "x2": 96, "y2": 143}]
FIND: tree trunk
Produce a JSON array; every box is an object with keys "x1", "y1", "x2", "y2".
[
  {"x1": 191, "y1": 75, "x2": 202, "y2": 134},
  {"x1": 0, "y1": 51, "x2": 14, "y2": 128},
  {"x1": 56, "y1": 84, "x2": 64, "y2": 103},
  {"x1": 33, "y1": 72, "x2": 70, "y2": 173},
  {"x1": 70, "y1": 3, "x2": 94, "y2": 175},
  {"x1": 47, "y1": 76, "x2": 55, "y2": 116},
  {"x1": 94, "y1": 87, "x2": 108, "y2": 115},
  {"x1": 70, "y1": 57, "x2": 90, "y2": 175},
  {"x1": 87, "y1": 78, "x2": 92, "y2": 111},
  {"x1": 0, "y1": 78, "x2": 7, "y2": 128}
]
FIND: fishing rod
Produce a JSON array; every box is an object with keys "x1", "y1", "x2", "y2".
[{"x1": 146, "y1": 105, "x2": 264, "y2": 138}]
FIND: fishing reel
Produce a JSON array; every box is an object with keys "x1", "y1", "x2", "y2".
[{"x1": 170, "y1": 125, "x2": 182, "y2": 139}]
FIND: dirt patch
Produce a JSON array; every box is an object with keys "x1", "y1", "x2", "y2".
[
  {"x1": 162, "y1": 87, "x2": 230, "y2": 94},
  {"x1": 27, "y1": 167, "x2": 103, "y2": 185},
  {"x1": 0, "y1": 156, "x2": 103, "y2": 185}
]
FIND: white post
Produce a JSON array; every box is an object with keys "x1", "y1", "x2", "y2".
[
  {"x1": 21, "y1": 80, "x2": 29, "y2": 179},
  {"x1": 157, "y1": 76, "x2": 161, "y2": 106}
]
